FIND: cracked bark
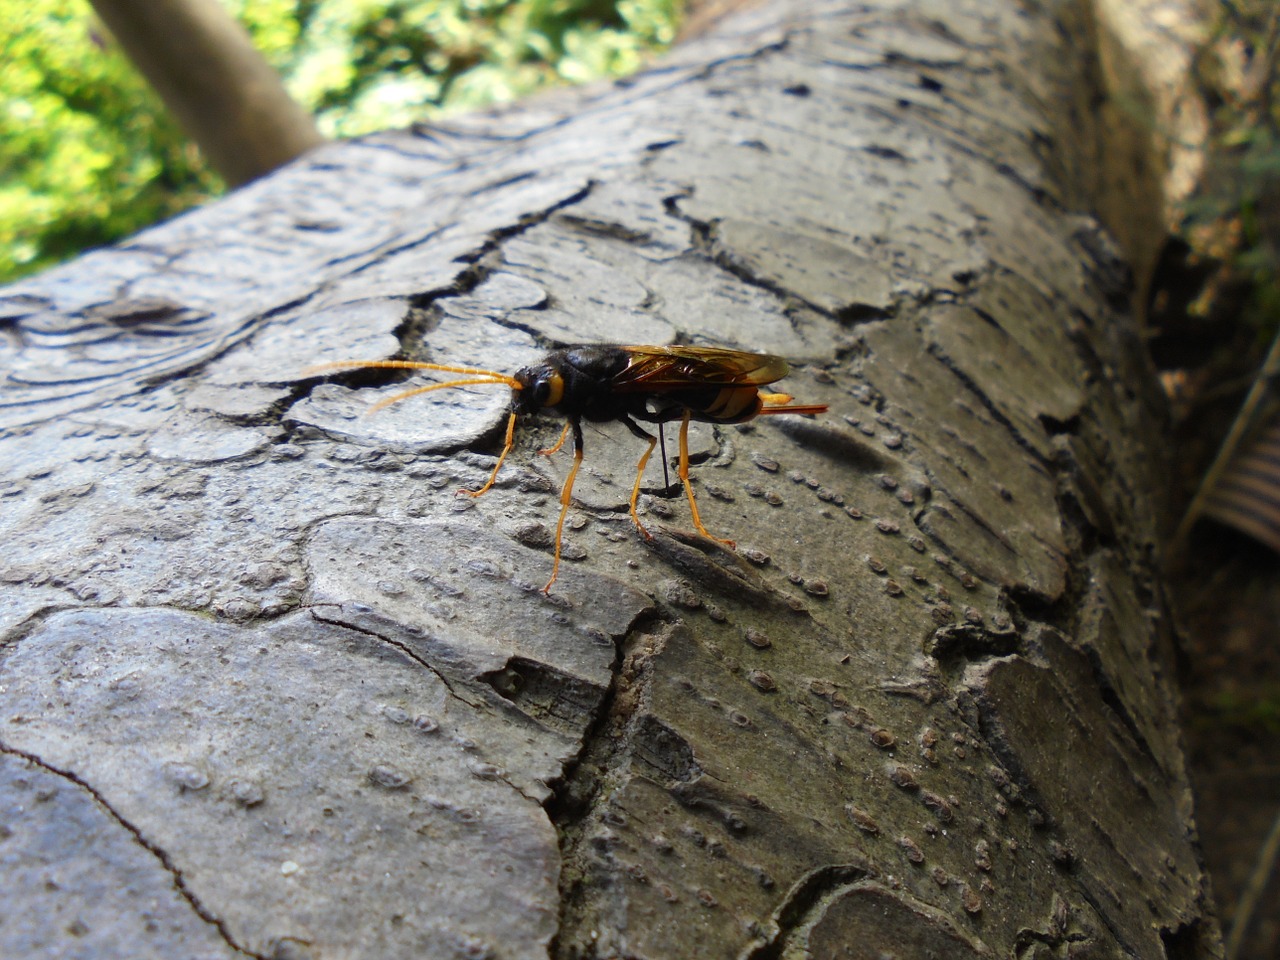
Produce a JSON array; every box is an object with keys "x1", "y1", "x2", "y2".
[{"x1": 0, "y1": 1, "x2": 1220, "y2": 958}]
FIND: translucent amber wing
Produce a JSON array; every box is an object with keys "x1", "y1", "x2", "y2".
[{"x1": 611, "y1": 345, "x2": 789, "y2": 392}]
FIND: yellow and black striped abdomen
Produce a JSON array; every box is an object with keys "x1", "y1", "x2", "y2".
[{"x1": 680, "y1": 385, "x2": 764, "y2": 424}]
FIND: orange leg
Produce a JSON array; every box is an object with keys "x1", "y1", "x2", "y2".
[
  {"x1": 461, "y1": 411, "x2": 517, "y2": 497},
  {"x1": 627, "y1": 434, "x2": 658, "y2": 540},
  {"x1": 544, "y1": 419, "x2": 585, "y2": 594},
  {"x1": 539, "y1": 421, "x2": 571, "y2": 457},
  {"x1": 679, "y1": 411, "x2": 734, "y2": 548}
]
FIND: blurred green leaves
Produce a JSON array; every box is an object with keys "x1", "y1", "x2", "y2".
[
  {"x1": 1, "y1": 1, "x2": 217, "y2": 281},
  {"x1": 0, "y1": 0, "x2": 678, "y2": 283},
  {"x1": 286, "y1": 0, "x2": 677, "y2": 136}
]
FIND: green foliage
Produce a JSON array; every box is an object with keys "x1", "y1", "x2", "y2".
[
  {"x1": 1184, "y1": 0, "x2": 1280, "y2": 336},
  {"x1": 279, "y1": 0, "x2": 678, "y2": 136},
  {"x1": 0, "y1": 1, "x2": 219, "y2": 281},
  {"x1": 1206, "y1": 686, "x2": 1280, "y2": 735},
  {"x1": 0, "y1": 0, "x2": 679, "y2": 284}
]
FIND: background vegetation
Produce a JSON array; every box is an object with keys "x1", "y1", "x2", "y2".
[{"x1": 0, "y1": 0, "x2": 678, "y2": 283}]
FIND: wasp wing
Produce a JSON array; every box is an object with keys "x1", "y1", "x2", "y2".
[{"x1": 611, "y1": 345, "x2": 790, "y2": 392}]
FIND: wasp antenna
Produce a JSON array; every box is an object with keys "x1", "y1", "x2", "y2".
[
  {"x1": 366, "y1": 377, "x2": 516, "y2": 413},
  {"x1": 303, "y1": 359, "x2": 522, "y2": 389}
]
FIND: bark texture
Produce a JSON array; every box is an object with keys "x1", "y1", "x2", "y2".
[{"x1": 0, "y1": 1, "x2": 1218, "y2": 958}]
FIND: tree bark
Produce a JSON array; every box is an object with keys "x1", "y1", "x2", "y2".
[{"x1": 0, "y1": 1, "x2": 1219, "y2": 958}]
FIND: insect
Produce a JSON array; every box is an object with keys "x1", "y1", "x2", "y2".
[{"x1": 309, "y1": 344, "x2": 827, "y2": 593}]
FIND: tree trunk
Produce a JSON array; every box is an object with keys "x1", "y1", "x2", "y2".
[
  {"x1": 0, "y1": 1, "x2": 1219, "y2": 958},
  {"x1": 88, "y1": 0, "x2": 325, "y2": 185}
]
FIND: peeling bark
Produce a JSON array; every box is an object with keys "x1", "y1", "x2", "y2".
[{"x1": 0, "y1": 1, "x2": 1219, "y2": 958}]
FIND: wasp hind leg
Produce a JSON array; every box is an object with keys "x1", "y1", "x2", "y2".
[
  {"x1": 678, "y1": 410, "x2": 735, "y2": 548},
  {"x1": 621, "y1": 417, "x2": 658, "y2": 541},
  {"x1": 658, "y1": 424, "x2": 671, "y2": 489},
  {"x1": 545, "y1": 419, "x2": 585, "y2": 594}
]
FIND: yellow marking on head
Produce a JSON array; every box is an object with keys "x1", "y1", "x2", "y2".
[{"x1": 543, "y1": 371, "x2": 565, "y2": 408}]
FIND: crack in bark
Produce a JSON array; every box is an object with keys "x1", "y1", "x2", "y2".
[
  {"x1": 925, "y1": 340, "x2": 1056, "y2": 467},
  {"x1": 545, "y1": 608, "x2": 672, "y2": 959},
  {"x1": 545, "y1": 562, "x2": 864, "y2": 957},
  {"x1": 307, "y1": 605, "x2": 559, "y2": 803},
  {"x1": 927, "y1": 485, "x2": 1022, "y2": 562},
  {"x1": 0, "y1": 603, "x2": 82, "y2": 650},
  {"x1": 305, "y1": 605, "x2": 484, "y2": 710},
  {"x1": 0, "y1": 742, "x2": 264, "y2": 959},
  {"x1": 739, "y1": 864, "x2": 875, "y2": 960},
  {"x1": 660, "y1": 194, "x2": 855, "y2": 325},
  {"x1": 543, "y1": 610, "x2": 669, "y2": 824},
  {"x1": 292, "y1": 178, "x2": 597, "y2": 408},
  {"x1": 426, "y1": 179, "x2": 596, "y2": 288},
  {"x1": 491, "y1": 768, "x2": 545, "y2": 807}
]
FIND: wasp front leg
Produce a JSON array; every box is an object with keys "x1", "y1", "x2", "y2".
[
  {"x1": 461, "y1": 411, "x2": 518, "y2": 498},
  {"x1": 539, "y1": 421, "x2": 571, "y2": 457}
]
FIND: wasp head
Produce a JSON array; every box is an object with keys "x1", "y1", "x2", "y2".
[{"x1": 511, "y1": 361, "x2": 565, "y2": 415}]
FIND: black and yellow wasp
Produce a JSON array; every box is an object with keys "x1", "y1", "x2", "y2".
[{"x1": 310, "y1": 344, "x2": 827, "y2": 592}]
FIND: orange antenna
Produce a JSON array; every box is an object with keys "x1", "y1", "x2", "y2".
[
  {"x1": 364, "y1": 377, "x2": 516, "y2": 412},
  {"x1": 304, "y1": 360, "x2": 523, "y2": 412}
]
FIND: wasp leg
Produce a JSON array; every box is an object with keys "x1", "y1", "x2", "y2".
[
  {"x1": 461, "y1": 411, "x2": 517, "y2": 498},
  {"x1": 679, "y1": 410, "x2": 735, "y2": 548},
  {"x1": 620, "y1": 417, "x2": 658, "y2": 541},
  {"x1": 539, "y1": 421, "x2": 571, "y2": 457},
  {"x1": 545, "y1": 418, "x2": 585, "y2": 594},
  {"x1": 658, "y1": 423, "x2": 671, "y2": 489}
]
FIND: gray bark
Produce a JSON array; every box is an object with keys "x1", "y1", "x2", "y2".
[{"x1": 0, "y1": 1, "x2": 1218, "y2": 958}]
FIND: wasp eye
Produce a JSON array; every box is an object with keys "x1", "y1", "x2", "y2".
[{"x1": 529, "y1": 371, "x2": 565, "y2": 409}]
